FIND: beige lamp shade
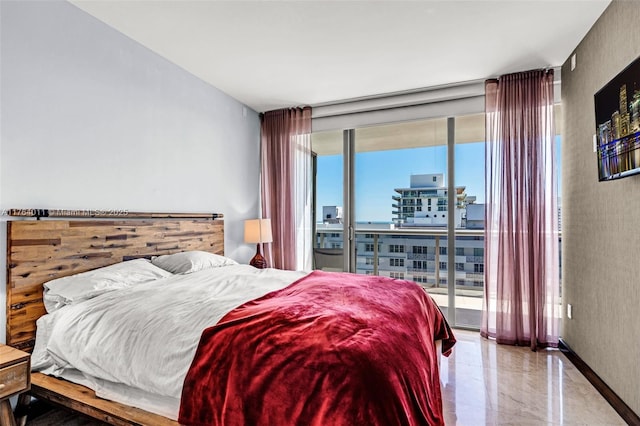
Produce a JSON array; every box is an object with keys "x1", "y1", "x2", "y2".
[{"x1": 244, "y1": 219, "x2": 273, "y2": 244}]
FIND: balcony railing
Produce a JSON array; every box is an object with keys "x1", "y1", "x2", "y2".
[
  {"x1": 316, "y1": 226, "x2": 485, "y2": 290},
  {"x1": 315, "y1": 225, "x2": 562, "y2": 329}
]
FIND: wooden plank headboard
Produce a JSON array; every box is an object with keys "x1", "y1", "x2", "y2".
[{"x1": 6, "y1": 218, "x2": 224, "y2": 351}]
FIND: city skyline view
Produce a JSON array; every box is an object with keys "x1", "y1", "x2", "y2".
[
  {"x1": 316, "y1": 142, "x2": 484, "y2": 223},
  {"x1": 315, "y1": 137, "x2": 562, "y2": 224}
]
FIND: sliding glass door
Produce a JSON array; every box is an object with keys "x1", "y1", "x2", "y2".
[
  {"x1": 353, "y1": 118, "x2": 449, "y2": 289},
  {"x1": 313, "y1": 115, "x2": 486, "y2": 329}
]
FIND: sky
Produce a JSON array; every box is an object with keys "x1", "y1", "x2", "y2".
[
  {"x1": 316, "y1": 138, "x2": 562, "y2": 223},
  {"x1": 317, "y1": 142, "x2": 484, "y2": 223}
]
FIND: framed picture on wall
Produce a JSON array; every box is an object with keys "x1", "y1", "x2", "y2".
[{"x1": 594, "y1": 55, "x2": 640, "y2": 181}]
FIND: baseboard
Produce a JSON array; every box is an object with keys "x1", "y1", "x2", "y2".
[{"x1": 559, "y1": 338, "x2": 640, "y2": 425}]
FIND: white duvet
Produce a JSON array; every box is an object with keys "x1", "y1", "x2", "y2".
[{"x1": 32, "y1": 264, "x2": 306, "y2": 418}]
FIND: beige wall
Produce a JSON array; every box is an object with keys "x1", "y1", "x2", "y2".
[{"x1": 561, "y1": 0, "x2": 640, "y2": 415}]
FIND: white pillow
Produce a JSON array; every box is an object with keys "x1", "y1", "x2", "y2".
[
  {"x1": 151, "y1": 250, "x2": 237, "y2": 274},
  {"x1": 43, "y1": 259, "x2": 173, "y2": 313}
]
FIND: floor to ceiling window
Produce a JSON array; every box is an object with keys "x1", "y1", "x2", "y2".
[
  {"x1": 352, "y1": 118, "x2": 453, "y2": 308},
  {"x1": 312, "y1": 109, "x2": 562, "y2": 330},
  {"x1": 313, "y1": 115, "x2": 486, "y2": 328}
]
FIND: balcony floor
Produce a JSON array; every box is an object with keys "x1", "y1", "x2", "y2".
[{"x1": 428, "y1": 290, "x2": 483, "y2": 328}]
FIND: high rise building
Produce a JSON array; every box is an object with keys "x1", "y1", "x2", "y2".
[
  {"x1": 630, "y1": 87, "x2": 640, "y2": 133},
  {"x1": 612, "y1": 110, "x2": 621, "y2": 140},
  {"x1": 392, "y1": 174, "x2": 469, "y2": 228},
  {"x1": 620, "y1": 84, "x2": 628, "y2": 115},
  {"x1": 620, "y1": 84, "x2": 631, "y2": 137}
]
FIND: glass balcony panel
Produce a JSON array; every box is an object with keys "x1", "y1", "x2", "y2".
[
  {"x1": 339, "y1": 229, "x2": 483, "y2": 328},
  {"x1": 453, "y1": 115, "x2": 485, "y2": 328},
  {"x1": 312, "y1": 130, "x2": 344, "y2": 272}
]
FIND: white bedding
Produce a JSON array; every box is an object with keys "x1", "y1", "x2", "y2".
[{"x1": 32, "y1": 264, "x2": 307, "y2": 419}]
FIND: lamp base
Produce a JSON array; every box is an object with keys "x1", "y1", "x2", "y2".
[{"x1": 250, "y1": 244, "x2": 268, "y2": 269}]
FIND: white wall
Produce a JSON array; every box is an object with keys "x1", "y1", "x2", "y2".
[{"x1": 0, "y1": 1, "x2": 261, "y2": 342}]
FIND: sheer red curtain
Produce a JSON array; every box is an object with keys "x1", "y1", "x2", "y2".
[
  {"x1": 482, "y1": 70, "x2": 560, "y2": 350},
  {"x1": 260, "y1": 107, "x2": 312, "y2": 271}
]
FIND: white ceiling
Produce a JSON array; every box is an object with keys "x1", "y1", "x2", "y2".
[{"x1": 70, "y1": 0, "x2": 610, "y2": 113}]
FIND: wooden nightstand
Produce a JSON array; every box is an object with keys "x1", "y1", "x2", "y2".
[{"x1": 0, "y1": 345, "x2": 30, "y2": 426}]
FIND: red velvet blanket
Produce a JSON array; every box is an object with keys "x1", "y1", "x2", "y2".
[{"x1": 179, "y1": 270, "x2": 455, "y2": 426}]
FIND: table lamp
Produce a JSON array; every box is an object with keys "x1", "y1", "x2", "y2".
[{"x1": 244, "y1": 218, "x2": 273, "y2": 269}]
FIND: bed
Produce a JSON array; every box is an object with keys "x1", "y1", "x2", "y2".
[{"x1": 6, "y1": 214, "x2": 455, "y2": 425}]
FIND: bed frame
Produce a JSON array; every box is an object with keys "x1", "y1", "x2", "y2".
[{"x1": 6, "y1": 213, "x2": 225, "y2": 425}]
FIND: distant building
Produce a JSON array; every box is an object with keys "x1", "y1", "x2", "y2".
[
  {"x1": 315, "y1": 173, "x2": 486, "y2": 289},
  {"x1": 620, "y1": 85, "x2": 631, "y2": 137},
  {"x1": 598, "y1": 120, "x2": 613, "y2": 146},
  {"x1": 316, "y1": 222, "x2": 485, "y2": 289},
  {"x1": 392, "y1": 174, "x2": 468, "y2": 228},
  {"x1": 630, "y1": 88, "x2": 640, "y2": 133},
  {"x1": 322, "y1": 206, "x2": 342, "y2": 224}
]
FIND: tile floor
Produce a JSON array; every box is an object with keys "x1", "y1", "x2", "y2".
[{"x1": 441, "y1": 330, "x2": 626, "y2": 425}]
